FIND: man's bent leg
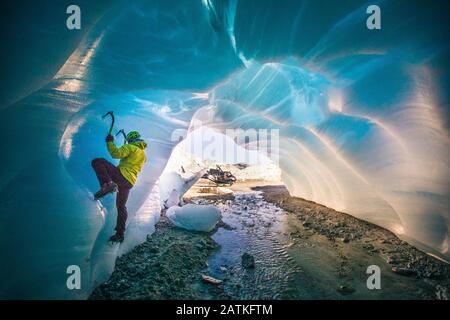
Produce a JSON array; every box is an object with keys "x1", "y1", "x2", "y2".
[
  {"x1": 91, "y1": 158, "x2": 117, "y2": 186},
  {"x1": 92, "y1": 158, "x2": 120, "y2": 200}
]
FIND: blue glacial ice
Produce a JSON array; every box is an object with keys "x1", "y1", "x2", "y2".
[{"x1": 0, "y1": 0, "x2": 448, "y2": 298}]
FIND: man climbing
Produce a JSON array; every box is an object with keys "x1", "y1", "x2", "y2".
[{"x1": 91, "y1": 131, "x2": 147, "y2": 243}]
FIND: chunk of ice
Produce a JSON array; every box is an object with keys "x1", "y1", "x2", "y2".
[{"x1": 166, "y1": 204, "x2": 221, "y2": 232}]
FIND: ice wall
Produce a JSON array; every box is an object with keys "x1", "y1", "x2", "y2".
[
  {"x1": 0, "y1": 0, "x2": 448, "y2": 299},
  {"x1": 204, "y1": 0, "x2": 450, "y2": 259},
  {"x1": 203, "y1": 58, "x2": 450, "y2": 258}
]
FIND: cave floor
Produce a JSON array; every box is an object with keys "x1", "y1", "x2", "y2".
[{"x1": 90, "y1": 180, "x2": 449, "y2": 300}]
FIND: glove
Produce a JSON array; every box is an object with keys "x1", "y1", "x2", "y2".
[{"x1": 105, "y1": 134, "x2": 114, "y2": 142}]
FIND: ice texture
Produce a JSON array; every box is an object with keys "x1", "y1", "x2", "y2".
[
  {"x1": 166, "y1": 204, "x2": 222, "y2": 232},
  {"x1": 0, "y1": 0, "x2": 448, "y2": 299}
]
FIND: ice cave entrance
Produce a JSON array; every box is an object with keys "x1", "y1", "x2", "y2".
[{"x1": 158, "y1": 125, "x2": 282, "y2": 209}]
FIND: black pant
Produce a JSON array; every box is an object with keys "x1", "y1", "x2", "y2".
[{"x1": 91, "y1": 158, "x2": 133, "y2": 235}]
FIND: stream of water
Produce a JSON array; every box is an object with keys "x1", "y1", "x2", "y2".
[{"x1": 191, "y1": 191, "x2": 440, "y2": 300}]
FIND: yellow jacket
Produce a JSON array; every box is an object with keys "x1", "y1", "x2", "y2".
[{"x1": 106, "y1": 141, "x2": 147, "y2": 186}]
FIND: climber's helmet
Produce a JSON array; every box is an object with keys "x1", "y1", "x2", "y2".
[{"x1": 126, "y1": 131, "x2": 141, "y2": 142}]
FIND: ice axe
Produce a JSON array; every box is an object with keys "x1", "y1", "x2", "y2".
[
  {"x1": 102, "y1": 111, "x2": 115, "y2": 135},
  {"x1": 116, "y1": 129, "x2": 127, "y2": 144}
]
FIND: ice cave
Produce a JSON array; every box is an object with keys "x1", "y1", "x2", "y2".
[{"x1": 0, "y1": 0, "x2": 448, "y2": 299}]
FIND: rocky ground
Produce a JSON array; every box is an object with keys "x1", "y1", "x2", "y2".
[
  {"x1": 90, "y1": 215, "x2": 224, "y2": 299},
  {"x1": 256, "y1": 185, "x2": 450, "y2": 299},
  {"x1": 90, "y1": 180, "x2": 449, "y2": 300}
]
